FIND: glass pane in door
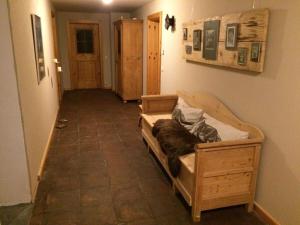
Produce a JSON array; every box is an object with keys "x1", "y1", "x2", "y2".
[{"x1": 76, "y1": 29, "x2": 94, "y2": 53}]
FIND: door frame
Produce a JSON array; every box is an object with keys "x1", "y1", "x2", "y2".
[
  {"x1": 67, "y1": 20, "x2": 103, "y2": 90},
  {"x1": 51, "y1": 11, "x2": 63, "y2": 102},
  {"x1": 147, "y1": 12, "x2": 162, "y2": 95}
]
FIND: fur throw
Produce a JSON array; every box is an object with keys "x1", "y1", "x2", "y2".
[{"x1": 152, "y1": 119, "x2": 200, "y2": 177}]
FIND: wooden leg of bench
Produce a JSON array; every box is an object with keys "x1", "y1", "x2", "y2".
[{"x1": 192, "y1": 209, "x2": 201, "y2": 222}]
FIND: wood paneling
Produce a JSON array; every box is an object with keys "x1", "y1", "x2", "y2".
[
  {"x1": 114, "y1": 19, "x2": 143, "y2": 102},
  {"x1": 183, "y1": 9, "x2": 269, "y2": 73}
]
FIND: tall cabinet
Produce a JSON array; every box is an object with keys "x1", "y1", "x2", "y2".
[{"x1": 114, "y1": 19, "x2": 143, "y2": 102}]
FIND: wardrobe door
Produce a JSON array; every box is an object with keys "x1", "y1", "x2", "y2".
[{"x1": 122, "y1": 22, "x2": 143, "y2": 100}]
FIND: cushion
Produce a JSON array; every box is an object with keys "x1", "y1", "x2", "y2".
[
  {"x1": 173, "y1": 97, "x2": 204, "y2": 124},
  {"x1": 203, "y1": 113, "x2": 249, "y2": 141},
  {"x1": 177, "y1": 97, "x2": 190, "y2": 108}
]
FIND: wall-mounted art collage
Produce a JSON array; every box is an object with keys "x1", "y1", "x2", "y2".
[{"x1": 182, "y1": 9, "x2": 269, "y2": 73}]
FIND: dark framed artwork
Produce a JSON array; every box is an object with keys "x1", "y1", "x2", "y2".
[
  {"x1": 165, "y1": 14, "x2": 175, "y2": 31},
  {"x1": 203, "y1": 20, "x2": 220, "y2": 60},
  {"x1": 183, "y1": 28, "x2": 188, "y2": 40},
  {"x1": 225, "y1": 23, "x2": 238, "y2": 50},
  {"x1": 193, "y1": 29, "x2": 202, "y2": 51},
  {"x1": 237, "y1": 47, "x2": 248, "y2": 65},
  {"x1": 251, "y1": 43, "x2": 261, "y2": 62},
  {"x1": 31, "y1": 14, "x2": 45, "y2": 84},
  {"x1": 185, "y1": 45, "x2": 192, "y2": 54}
]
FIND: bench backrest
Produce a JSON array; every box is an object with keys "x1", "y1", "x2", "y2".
[{"x1": 177, "y1": 90, "x2": 264, "y2": 140}]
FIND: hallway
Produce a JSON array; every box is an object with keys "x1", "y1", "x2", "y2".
[{"x1": 30, "y1": 90, "x2": 265, "y2": 225}]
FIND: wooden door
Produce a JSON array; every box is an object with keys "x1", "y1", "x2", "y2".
[
  {"x1": 51, "y1": 11, "x2": 62, "y2": 102},
  {"x1": 147, "y1": 13, "x2": 162, "y2": 95},
  {"x1": 69, "y1": 23, "x2": 101, "y2": 89}
]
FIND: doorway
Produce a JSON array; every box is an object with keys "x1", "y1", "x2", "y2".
[
  {"x1": 51, "y1": 11, "x2": 63, "y2": 102},
  {"x1": 68, "y1": 21, "x2": 102, "y2": 89},
  {"x1": 147, "y1": 12, "x2": 162, "y2": 95}
]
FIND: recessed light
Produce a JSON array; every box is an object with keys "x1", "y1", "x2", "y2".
[{"x1": 102, "y1": 0, "x2": 113, "y2": 4}]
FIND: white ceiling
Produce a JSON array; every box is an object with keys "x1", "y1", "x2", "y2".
[{"x1": 51, "y1": 0, "x2": 153, "y2": 12}]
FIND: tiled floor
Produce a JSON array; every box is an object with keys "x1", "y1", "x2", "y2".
[{"x1": 30, "y1": 89, "x2": 266, "y2": 225}]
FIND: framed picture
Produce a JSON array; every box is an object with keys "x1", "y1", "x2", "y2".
[
  {"x1": 225, "y1": 23, "x2": 238, "y2": 50},
  {"x1": 185, "y1": 45, "x2": 192, "y2": 54},
  {"x1": 31, "y1": 14, "x2": 45, "y2": 84},
  {"x1": 183, "y1": 28, "x2": 188, "y2": 40},
  {"x1": 237, "y1": 47, "x2": 248, "y2": 65},
  {"x1": 193, "y1": 29, "x2": 202, "y2": 51},
  {"x1": 251, "y1": 43, "x2": 261, "y2": 62},
  {"x1": 203, "y1": 20, "x2": 220, "y2": 60}
]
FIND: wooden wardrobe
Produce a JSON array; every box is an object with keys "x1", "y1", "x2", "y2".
[{"x1": 114, "y1": 19, "x2": 143, "y2": 102}]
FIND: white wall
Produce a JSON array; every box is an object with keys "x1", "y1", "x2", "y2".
[
  {"x1": 133, "y1": 1, "x2": 300, "y2": 224},
  {"x1": 109, "y1": 12, "x2": 131, "y2": 91},
  {"x1": 8, "y1": 0, "x2": 60, "y2": 197},
  {"x1": 56, "y1": 12, "x2": 112, "y2": 89},
  {"x1": 0, "y1": 0, "x2": 31, "y2": 206}
]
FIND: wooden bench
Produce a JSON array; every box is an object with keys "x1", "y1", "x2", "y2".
[{"x1": 140, "y1": 90, "x2": 264, "y2": 222}]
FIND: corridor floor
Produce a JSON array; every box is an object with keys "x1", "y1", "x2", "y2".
[{"x1": 30, "y1": 89, "x2": 265, "y2": 225}]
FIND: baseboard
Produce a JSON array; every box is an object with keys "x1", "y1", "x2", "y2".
[
  {"x1": 254, "y1": 202, "x2": 281, "y2": 225},
  {"x1": 32, "y1": 112, "x2": 58, "y2": 200}
]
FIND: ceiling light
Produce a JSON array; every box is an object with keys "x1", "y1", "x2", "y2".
[{"x1": 102, "y1": 0, "x2": 113, "y2": 4}]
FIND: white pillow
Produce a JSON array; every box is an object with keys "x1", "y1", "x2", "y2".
[
  {"x1": 177, "y1": 97, "x2": 190, "y2": 108},
  {"x1": 175, "y1": 97, "x2": 203, "y2": 123},
  {"x1": 203, "y1": 113, "x2": 249, "y2": 141},
  {"x1": 180, "y1": 107, "x2": 203, "y2": 123}
]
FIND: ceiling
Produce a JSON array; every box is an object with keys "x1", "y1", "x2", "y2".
[{"x1": 51, "y1": 0, "x2": 153, "y2": 12}]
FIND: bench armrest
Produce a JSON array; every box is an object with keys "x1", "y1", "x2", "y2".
[{"x1": 142, "y1": 95, "x2": 178, "y2": 114}]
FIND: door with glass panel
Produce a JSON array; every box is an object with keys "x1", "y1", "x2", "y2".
[{"x1": 69, "y1": 22, "x2": 101, "y2": 89}]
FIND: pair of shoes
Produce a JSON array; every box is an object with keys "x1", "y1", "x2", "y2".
[{"x1": 55, "y1": 118, "x2": 69, "y2": 129}]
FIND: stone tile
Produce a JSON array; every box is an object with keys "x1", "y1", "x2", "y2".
[
  {"x1": 50, "y1": 175, "x2": 80, "y2": 192},
  {"x1": 45, "y1": 190, "x2": 80, "y2": 212},
  {"x1": 80, "y1": 150, "x2": 105, "y2": 163},
  {"x1": 139, "y1": 178, "x2": 172, "y2": 197},
  {"x1": 29, "y1": 214, "x2": 44, "y2": 225},
  {"x1": 79, "y1": 142, "x2": 100, "y2": 152},
  {"x1": 80, "y1": 205, "x2": 117, "y2": 225},
  {"x1": 111, "y1": 185, "x2": 144, "y2": 203},
  {"x1": 80, "y1": 173, "x2": 110, "y2": 189},
  {"x1": 42, "y1": 210, "x2": 79, "y2": 225},
  {"x1": 125, "y1": 219, "x2": 158, "y2": 225},
  {"x1": 80, "y1": 187, "x2": 113, "y2": 207},
  {"x1": 156, "y1": 214, "x2": 195, "y2": 225},
  {"x1": 146, "y1": 194, "x2": 188, "y2": 217},
  {"x1": 49, "y1": 144, "x2": 79, "y2": 155},
  {"x1": 113, "y1": 199, "x2": 153, "y2": 223},
  {"x1": 79, "y1": 161, "x2": 107, "y2": 175}
]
